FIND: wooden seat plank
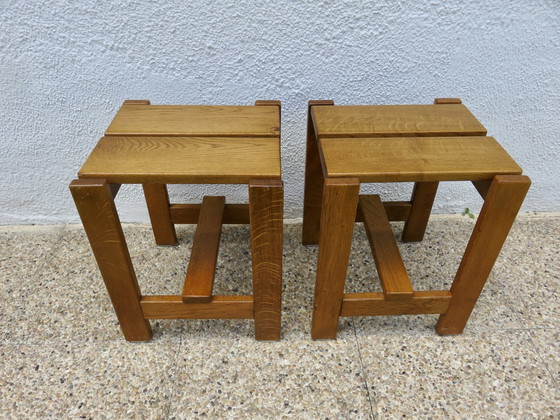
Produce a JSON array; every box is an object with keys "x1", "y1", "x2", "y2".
[
  {"x1": 320, "y1": 136, "x2": 522, "y2": 182},
  {"x1": 106, "y1": 105, "x2": 280, "y2": 137},
  {"x1": 182, "y1": 196, "x2": 225, "y2": 303},
  {"x1": 359, "y1": 195, "x2": 414, "y2": 300},
  {"x1": 78, "y1": 136, "x2": 281, "y2": 184},
  {"x1": 312, "y1": 104, "x2": 486, "y2": 137}
]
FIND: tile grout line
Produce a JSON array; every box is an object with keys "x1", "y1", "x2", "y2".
[
  {"x1": 523, "y1": 329, "x2": 560, "y2": 388},
  {"x1": 351, "y1": 319, "x2": 376, "y2": 419}
]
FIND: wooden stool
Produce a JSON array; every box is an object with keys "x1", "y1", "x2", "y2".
[
  {"x1": 303, "y1": 98, "x2": 531, "y2": 339},
  {"x1": 70, "y1": 100, "x2": 283, "y2": 341}
]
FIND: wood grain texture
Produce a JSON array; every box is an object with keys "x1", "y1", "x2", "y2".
[
  {"x1": 434, "y1": 98, "x2": 462, "y2": 104},
  {"x1": 141, "y1": 295, "x2": 253, "y2": 319},
  {"x1": 402, "y1": 181, "x2": 439, "y2": 242},
  {"x1": 255, "y1": 99, "x2": 282, "y2": 126},
  {"x1": 249, "y1": 179, "x2": 283, "y2": 340},
  {"x1": 436, "y1": 175, "x2": 531, "y2": 335},
  {"x1": 356, "y1": 201, "x2": 412, "y2": 222},
  {"x1": 311, "y1": 178, "x2": 360, "y2": 339},
  {"x1": 69, "y1": 179, "x2": 152, "y2": 341},
  {"x1": 319, "y1": 136, "x2": 522, "y2": 182},
  {"x1": 142, "y1": 184, "x2": 177, "y2": 245},
  {"x1": 359, "y1": 195, "x2": 414, "y2": 300},
  {"x1": 312, "y1": 104, "x2": 487, "y2": 137},
  {"x1": 170, "y1": 203, "x2": 249, "y2": 224},
  {"x1": 123, "y1": 99, "x2": 151, "y2": 105},
  {"x1": 302, "y1": 100, "x2": 334, "y2": 245},
  {"x1": 341, "y1": 291, "x2": 451, "y2": 316},
  {"x1": 105, "y1": 104, "x2": 280, "y2": 137},
  {"x1": 182, "y1": 196, "x2": 225, "y2": 303},
  {"x1": 78, "y1": 136, "x2": 281, "y2": 184}
]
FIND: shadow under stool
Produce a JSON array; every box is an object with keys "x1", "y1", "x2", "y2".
[
  {"x1": 70, "y1": 100, "x2": 283, "y2": 341},
  {"x1": 303, "y1": 98, "x2": 531, "y2": 339}
]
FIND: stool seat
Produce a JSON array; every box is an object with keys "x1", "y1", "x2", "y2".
[
  {"x1": 70, "y1": 99, "x2": 284, "y2": 342},
  {"x1": 304, "y1": 98, "x2": 531, "y2": 339},
  {"x1": 78, "y1": 135, "x2": 281, "y2": 184},
  {"x1": 319, "y1": 136, "x2": 522, "y2": 182},
  {"x1": 312, "y1": 104, "x2": 486, "y2": 137},
  {"x1": 106, "y1": 104, "x2": 280, "y2": 137}
]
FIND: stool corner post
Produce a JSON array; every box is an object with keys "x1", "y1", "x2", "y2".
[
  {"x1": 436, "y1": 174, "x2": 530, "y2": 334},
  {"x1": 142, "y1": 183, "x2": 177, "y2": 246},
  {"x1": 249, "y1": 179, "x2": 284, "y2": 341},
  {"x1": 302, "y1": 102, "x2": 333, "y2": 245},
  {"x1": 70, "y1": 177, "x2": 152, "y2": 342},
  {"x1": 311, "y1": 177, "x2": 359, "y2": 339}
]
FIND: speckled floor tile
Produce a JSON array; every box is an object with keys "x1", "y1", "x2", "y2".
[
  {"x1": 0, "y1": 342, "x2": 179, "y2": 419},
  {"x1": 168, "y1": 336, "x2": 371, "y2": 419},
  {"x1": 1, "y1": 215, "x2": 558, "y2": 419},
  {"x1": 357, "y1": 330, "x2": 559, "y2": 418},
  {"x1": 528, "y1": 328, "x2": 560, "y2": 385}
]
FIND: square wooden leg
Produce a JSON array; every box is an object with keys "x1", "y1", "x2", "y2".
[
  {"x1": 311, "y1": 178, "x2": 360, "y2": 339},
  {"x1": 402, "y1": 181, "x2": 439, "y2": 242},
  {"x1": 436, "y1": 175, "x2": 531, "y2": 334},
  {"x1": 70, "y1": 179, "x2": 152, "y2": 341},
  {"x1": 302, "y1": 100, "x2": 333, "y2": 245},
  {"x1": 143, "y1": 183, "x2": 177, "y2": 245},
  {"x1": 249, "y1": 179, "x2": 284, "y2": 340}
]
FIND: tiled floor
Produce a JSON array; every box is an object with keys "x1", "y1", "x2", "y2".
[{"x1": 1, "y1": 214, "x2": 559, "y2": 418}]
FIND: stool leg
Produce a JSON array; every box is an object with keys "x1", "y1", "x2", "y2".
[
  {"x1": 249, "y1": 179, "x2": 284, "y2": 340},
  {"x1": 436, "y1": 175, "x2": 531, "y2": 335},
  {"x1": 303, "y1": 100, "x2": 334, "y2": 245},
  {"x1": 143, "y1": 183, "x2": 177, "y2": 245},
  {"x1": 402, "y1": 181, "x2": 439, "y2": 242},
  {"x1": 311, "y1": 178, "x2": 360, "y2": 339},
  {"x1": 70, "y1": 179, "x2": 152, "y2": 341}
]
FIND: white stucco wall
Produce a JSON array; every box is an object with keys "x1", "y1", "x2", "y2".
[{"x1": 1, "y1": 1, "x2": 558, "y2": 224}]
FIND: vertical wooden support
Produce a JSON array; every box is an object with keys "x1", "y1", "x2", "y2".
[
  {"x1": 436, "y1": 175, "x2": 531, "y2": 335},
  {"x1": 143, "y1": 184, "x2": 177, "y2": 245},
  {"x1": 311, "y1": 178, "x2": 360, "y2": 339},
  {"x1": 402, "y1": 181, "x2": 439, "y2": 242},
  {"x1": 249, "y1": 179, "x2": 284, "y2": 340},
  {"x1": 69, "y1": 179, "x2": 152, "y2": 341},
  {"x1": 302, "y1": 100, "x2": 334, "y2": 245}
]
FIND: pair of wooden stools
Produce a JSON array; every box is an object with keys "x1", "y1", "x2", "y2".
[{"x1": 70, "y1": 98, "x2": 530, "y2": 341}]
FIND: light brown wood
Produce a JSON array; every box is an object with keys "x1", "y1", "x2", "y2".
[
  {"x1": 302, "y1": 100, "x2": 334, "y2": 245},
  {"x1": 312, "y1": 104, "x2": 487, "y2": 137},
  {"x1": 182, "y1": 196, "x2": 225, "y2": 303},
  {"x1": 78, "y1": 136, "x2": 281, "y2": 184},
  {"x1": 359, "y1": 195, "x2": 414, "y2": 300},
  {"x1": 434, "y1": 98, "x2": 462, "y2": 104},
  {"x1": 123, "y1": 99, "x2": 151, "y2": 105},
  {"x1": 249, "y1": 179, "x2": 283, "y2": 340},
  {"x1": 319, "y1": 136, "x2": 522, "y2": 182},
  {"x1": 106, "y1": 105, "x2": 280, "y2": 137},
  {"x1": 341, "y1": 291, "x2": 452, "y2": 316},
  {"x1": 142, "y1": 184, "x2": 177, "y2": 245},
  {"x1": 170, "y1": 203, "x2": 249, "y2": 224},
  {"x1": 69, "y1": 179, "x2": 152, "y2": 341},
  {"x1": 402, "y1": 182, "x2": 439, "y2": 242},
  {"x1": 141, "y1": 295, "x2": 253, "y2": 319},
  {"x1": 436, "y1": 175, "x2": 531, "y2": 335},
  {"x1": 311, "y1": 178, "x2": 360, "y2": 339}
]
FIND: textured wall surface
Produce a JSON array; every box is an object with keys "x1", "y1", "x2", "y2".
[{"x1": 1, "y1": 1, "x2": 559, "y2": 224}]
